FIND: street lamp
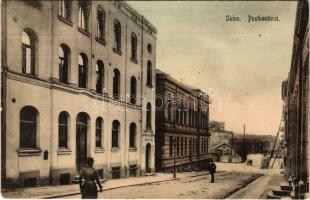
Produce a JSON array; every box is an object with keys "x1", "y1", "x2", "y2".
[{"x1": 173, "y1": 137, "x2": 177, "y2": 178}]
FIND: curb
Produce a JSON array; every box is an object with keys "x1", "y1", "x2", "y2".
[
  {"x1": 43, "y1": 177, "x2": 180, "y2": 199},
  {"x1": 223, "y1": 173, "x2": 264, "y2": 199}
]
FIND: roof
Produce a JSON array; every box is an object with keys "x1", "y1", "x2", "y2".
[
  {"x1": 120, "y1": 1, "x2": 158, "y2": 34},
  {"x1": 210, "y1": 142, "x2": 231, "y2": 150},
  {"x1": 156, "y1": 69, "x2": 209, "y2": 100}
]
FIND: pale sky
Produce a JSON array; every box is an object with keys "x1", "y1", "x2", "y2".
[{"x1": 128, "y1": 1, "x2": 298, "y2": 135}]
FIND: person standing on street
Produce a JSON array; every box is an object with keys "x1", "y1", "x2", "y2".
[
  {"x1": 79, "y1": 157, "x2": 103, "y2": 199},
  {"x1": 209, "y1": 159, "x2": 216, "y2": 183}
]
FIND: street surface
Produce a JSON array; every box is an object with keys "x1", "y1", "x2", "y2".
[{"x1": 63, "y1": 171, "x2": 261, "y2": 199}]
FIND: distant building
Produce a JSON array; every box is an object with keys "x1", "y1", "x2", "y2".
[
  {"x1": 155, "y1": 70, "x2": 211, "y2": 171},
  {"x1": 209, "y1": 121, "x2": 225, "y2": 132},
  {"x1": 209, "y1": 122, "x2": 236, "y2": 162},
  {"x1": 232, "y1": 134, "x2": 276, "y2": 158}
]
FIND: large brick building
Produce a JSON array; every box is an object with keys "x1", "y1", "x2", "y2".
[
  {"x1": 1, "y1": 0, "x2": 157, "y2": 188},
  {"x1": 282, "y1": 0, "x2": 309, "y2": 197},
  {"x1": 155, "y1": 70, "x2": 210, "y2": 172}
]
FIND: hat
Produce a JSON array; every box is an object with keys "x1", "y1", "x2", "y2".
[{"x1": 87, "y1": 157, "x2": 94, "y2": 164}]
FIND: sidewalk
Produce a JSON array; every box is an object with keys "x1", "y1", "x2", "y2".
[{"x1": 2, "y1": 173, "x2": 179, "y2": 199}]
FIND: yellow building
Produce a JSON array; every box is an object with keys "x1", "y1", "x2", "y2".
[{"x1": 1, "y1": 0, "x2": 157, "y2": 188}]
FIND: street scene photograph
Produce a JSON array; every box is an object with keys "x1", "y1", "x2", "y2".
[{"x1": 1, "y1": 0, "x2": 309, "y2": 199}]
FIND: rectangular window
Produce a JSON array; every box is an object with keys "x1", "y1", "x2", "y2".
[
  {"x1": 169, "y1": 136, "x2": 173, "y2": 157},
  {"x1": 59, "y1": 125, "x2": 68, "y2": 148},
  {"x1": 20, "y1": 121, "x2": 36, "y2": 148},
  {"x1": 96, "y1": 129, "x2": 102, "y2": 148},
  {"x1": 129, "y1": 165, "x2": 137, "y2": 177},
  {"x1": 181, "y1": 138, "x2": 184, "y2": 156},
  {"x1": 23, "y1": 177, "x2": 37, "y2": 187},
  {"x1": 177, "y1": 137, "x2": 180, "y2": 156},
  {"x1": 112, "y1": 167, "x2": 121, "y2": 179},
  {"x1": 59, "y1": 173, "x2": 70, "y2": 185},
  {"x1": 184, "y1": 138, "x2": 187, "y2": 155},
  {"x1": 193, "y1": 139, "x2": 196, "y2": 155}
]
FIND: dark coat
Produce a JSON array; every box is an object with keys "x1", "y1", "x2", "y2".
[{"x1": 209, "y1": 163, "x2": 216, "y2": 174}]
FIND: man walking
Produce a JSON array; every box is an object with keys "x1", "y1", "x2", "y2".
[{"x1": 209, "y1": 159, "x2": 216, "y2": 183}]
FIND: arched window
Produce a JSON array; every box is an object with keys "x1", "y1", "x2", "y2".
[
  {"x1": 96, "y1": 60, "x2": 104, "y2": 94},
  {"x1": 146, "y1": 103, "x2": 152, "y2": 128},
  {"x1": 113, "y1": 69, "x2": 120, "y2": 100},
  {"x1": 147, "y1": 43, "x2": 152, "y2": 54},
  {"x1": 20, "y1": 106, "x2": 38, "y2": 148},
  {"x1": 112, "y1": 120, "x2": 120, "y2": 148},
  {"x1": 78, "y1": 0, "x2": 90, "y2": 31},
  {"x1": 131, "y1": 33, "x2": 137, "y2": 61},
  {"x1": 78, "y1": 53, "x2": 88, "y2": 88},
  {"x1": 130, "y1": 76, "x2": 137, "y2": 104},
  {"x1": 58, "y1": 0, "x2": 72, "y2": 20},
  {"x1": 97, "y1": 6, "x2": 106, "y2": 41},
  {"x1": 22, "y1": 29, "x2": 36, "y2": 75},
  {"x1": 96, "y1": 117, "x2": 103, "y2": 148},
  {"x1": 147, "y1": 61, "x2": 152, "y2": 86},
  {"x1": 59, "y1": 44, "x2": 70, "y2": 83},
  {"x1": 113, "y1": 19, "x2": 121, "y2": 52},
  {"x1": 129, "y1": 123, "x2": 136, "y2": 148},
  {"x1": 58, "y1": 111, "x2": 69, "y2": 148}
]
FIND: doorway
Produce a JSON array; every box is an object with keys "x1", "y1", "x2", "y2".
[
  {"x1": 145, "y1": 143, "x2": 151, "y2": 173},
  {"x1": 76, "y1": 113, "x2": 88, "y2": 171}
]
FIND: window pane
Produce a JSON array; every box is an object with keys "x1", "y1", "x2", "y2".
[
  {"x1": 59, "y1": 125, "x2": 68, "y2": 148},
  {"x1": 96, "y1": 129, "x2": 101, "y2": 147},
  {"x1": 22, "y1": 31, "x2": 30, "y2": 45},
  {"x1": 20, "y1": 122, "x2": 36, "y2": 148},
  {"x1": 26, "y1": 47, "x2": 31, "y2": 74}
]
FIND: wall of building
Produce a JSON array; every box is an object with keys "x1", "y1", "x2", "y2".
[
  {"x1": 155, "y1": 71, "x2": 210, "y2": 171},
  {"x1": 2, "y1": 0, "x2": 157, "y2": 188},
  {"x1": 284, "y1": 0, "x2": 309, "y2": 194}
]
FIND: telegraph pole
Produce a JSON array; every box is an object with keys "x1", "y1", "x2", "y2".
[
  {"x1": 173, "y1": 137, "x2": 176, "y2": 178},
  {"x1": 242, "y1": 124, "x2": 246, "y2": 162}
]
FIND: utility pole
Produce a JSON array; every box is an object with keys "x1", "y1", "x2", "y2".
[
  {"x1": 173, "y1": 137, "x2": 177, "y2": 178},
  {"x1": 230, "y1": 132, "x2": 234, "y2": 157},
  {"x1": 197, "y1": 92, "x2": 201, "y2": 170},
  {"x1": 242, "y1": 124, "x2": 246, "y2": 162}
]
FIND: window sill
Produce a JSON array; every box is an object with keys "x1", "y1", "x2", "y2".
[
  {"x1": 113, "y1": 48, "x2": 122, "y2": 56},
  {"x1": 57, "y1": 148, "x2": 72, "y2": 155},
  {"x1": 58, "y1": 15, "x2": 73, "y2": 26},
  {"x1": 96, "y1": 37, "x2": 106, "y2": 46},
  {"x1": 18, "y1": 148, "x2": 42, "y2": 157},
  {"x1": 129, "y1": 147, "x2": 137, "y2": 152},
  {"x1": 146, "y1": 84, "x2": 153, "y2": 88},
  {"x1": 111, "y1": 147, "x2": 119, "y2": 152},
  {"x1": 78, "y1": 27, "x2": 90, "y2": 37},
  {"x1": 130, "y1": 58, "x2": 138, "y2": 64},
  {"x1": 95, "y1": 148, "x2": 105, "y2": 153}
]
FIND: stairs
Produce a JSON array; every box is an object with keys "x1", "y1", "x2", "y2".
[{"x1": 266, "y1": 183, "x2": 292, "y2": 199}]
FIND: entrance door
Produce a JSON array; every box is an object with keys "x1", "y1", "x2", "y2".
[
  {"x1": 76, "y1": 113, "x2": 88, "y2": 171},
  {"x1": 145, "y1": 143, "x2": 151, "y2": 173}
]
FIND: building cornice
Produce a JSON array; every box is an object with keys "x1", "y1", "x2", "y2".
[{"x1": 6, "y1": 70, "x2": 142, "y2": 110}]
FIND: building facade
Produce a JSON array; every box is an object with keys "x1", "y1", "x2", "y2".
[
  {"x1": 232, "y1": 134, "x2": 276, "y2": 158},
  {"x1": 209, "y1": 123, "x2": 235, "y2": 162},
  {"x1": 155, "y1": 70, "x2": 210, "y2": 172},
  {"x1": 1, "y1": 0, "x2": 157, "y2": 188},
  {"x1": 282, "y1": 0, "x2": 309, "y2": 196}
]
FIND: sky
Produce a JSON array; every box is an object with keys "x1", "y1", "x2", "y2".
[{"x1": 128, "y1": 1, "x2": 298, "y2": 135}]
